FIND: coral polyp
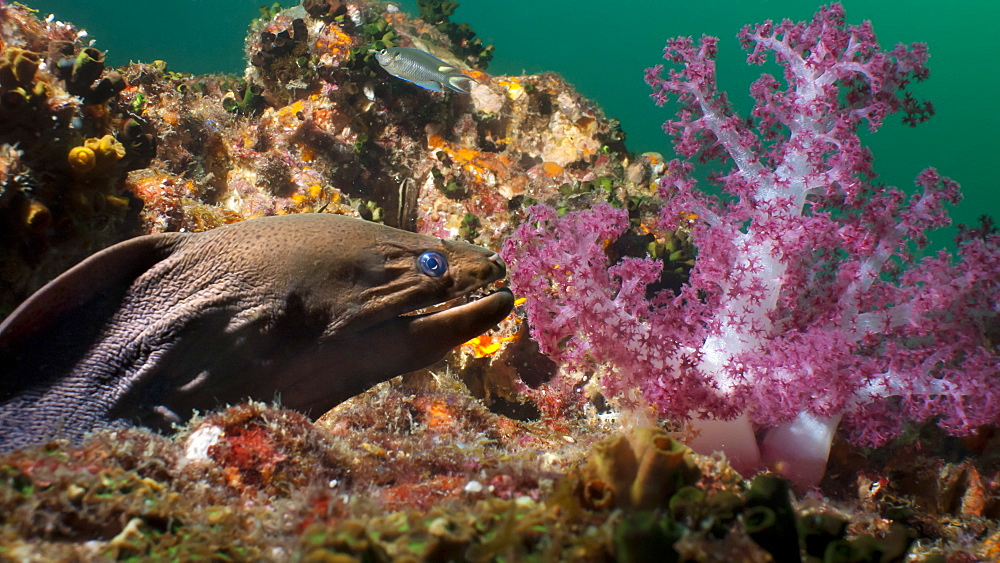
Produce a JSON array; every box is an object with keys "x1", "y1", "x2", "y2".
[
  {"x1": 0, "y1": 47, "x2": 51, "y2": 117},
  {"x1": 67, "y1": 145, "x2": 96, "y2": 174},
  {"x1": 0, "y1": 48, "x2": 40, "y2": 85},
  {"x1": 67, "y1": 135, "x2": 125, "y2": 176}
]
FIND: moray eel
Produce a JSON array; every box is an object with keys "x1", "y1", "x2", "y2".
[{"x1": 0, "y1": 214, "x2": 514, "y2": 452}]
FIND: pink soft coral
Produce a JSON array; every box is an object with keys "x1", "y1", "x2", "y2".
[{"x1": 502, "y1": 3, "x2": 999, "y2": 487}]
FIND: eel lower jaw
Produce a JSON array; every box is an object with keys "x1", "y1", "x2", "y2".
[
  {"x1": 400, "y1": 287, "x2": 515, "y2": 342},
  {"x1": 266, "y1": 288, "x2": 516, "y2": 416}
]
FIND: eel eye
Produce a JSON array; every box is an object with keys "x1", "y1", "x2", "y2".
[{"x1": 417, "y1": 250, "x2": 448, "y2": 277}]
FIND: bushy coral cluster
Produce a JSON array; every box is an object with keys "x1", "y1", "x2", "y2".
[
  {"x1": 0, "y1": 5, "x2": 143, "y2": 318},
  {"x1": 503, "y1": 3, "x2": 1000, "y2": 459},
  {"x1": 0, "y1": 47, "x2": 50, "y2": 115}
]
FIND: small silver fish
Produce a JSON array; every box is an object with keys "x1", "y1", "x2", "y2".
[{"x1": 375, "y1": 46, "x2": 475, "y2": 94}]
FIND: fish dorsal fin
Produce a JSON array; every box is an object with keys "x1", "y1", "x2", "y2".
[{"x1": 0, "y1": 232, "x2": 190, "y2": 394}]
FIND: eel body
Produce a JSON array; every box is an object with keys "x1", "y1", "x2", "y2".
[{"x1": 0, "y1": 214, "x2": 514, "y2": 451}]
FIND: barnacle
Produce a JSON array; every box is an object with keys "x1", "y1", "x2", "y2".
[{"x1": 251, "y1": 18, "x2": 309, "y2": 68}]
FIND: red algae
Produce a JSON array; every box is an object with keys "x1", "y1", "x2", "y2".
[{"x1": 182, "y1": 402, "x2": 351, "y2": 498}]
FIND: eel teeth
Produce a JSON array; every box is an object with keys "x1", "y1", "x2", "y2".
[{"x1": 400, "y1": 286, "x2": 501, "y2": 317}]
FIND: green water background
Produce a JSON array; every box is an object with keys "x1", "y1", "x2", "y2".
[{"x1": 20, "y1": 0, "x2": 1000, "y2": 250}]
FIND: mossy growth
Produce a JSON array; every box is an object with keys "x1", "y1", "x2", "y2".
[
  {"x1": 299, "y1": 497, "x2": 612, "y2": 561},
  {"x1": 347, "y1": 17, "x2": 399, "y2": 74},
  {"x1": 252, "y1": 2, "x2": 284, "y2": 30},
  {"x1": 458, "y1": 212, "x2": 480, "y2": 241},
  {"x1": 181, "y1": 402, "x2": 351, "y2": 498},
  {"x1": 0, "y1": 429, "x2": 266, "y2": 559},
  {"x1": 0, "y1": 398, "x2": 921, "y2": 561}
]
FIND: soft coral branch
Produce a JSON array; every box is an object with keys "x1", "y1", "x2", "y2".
[{"x1": 503, "y1": 3, "x2": 999, "y2": 483}]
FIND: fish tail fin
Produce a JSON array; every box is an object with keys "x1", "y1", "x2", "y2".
[{"x1": 446, "y1": 74, "x2": 476, "y2": 94}]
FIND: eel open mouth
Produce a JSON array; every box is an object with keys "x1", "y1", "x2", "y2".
[
  {"x1": 401, "y1": 286, "x2": 513, "y2": 321},
  {"x1": 400, "y1": 284, "x2": 506, "y2": 316},
  {"x1": 400, "y1": 287, "x2": 515, "y2": 345}
]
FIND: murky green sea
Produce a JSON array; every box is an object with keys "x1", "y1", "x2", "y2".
[{"x1": 20, "y1": 0, "x2": 1000, "y2": 250}]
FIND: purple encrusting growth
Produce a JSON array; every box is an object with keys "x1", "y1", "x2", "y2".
[{"x1": 502, "y1": 3, "x2": 999, "y2": 449}]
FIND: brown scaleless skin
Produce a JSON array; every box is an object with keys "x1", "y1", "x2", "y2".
[{"x1": 0, "y1": 213, "x2": 514, "y2": 451}]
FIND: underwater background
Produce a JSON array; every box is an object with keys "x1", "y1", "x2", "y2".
[
  {"x1": 1, "y1": 3, "x2": 998, "y2": 558},
  {"x1": 21, "y1": 0, "x2": 1000, "y2": 250}
]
